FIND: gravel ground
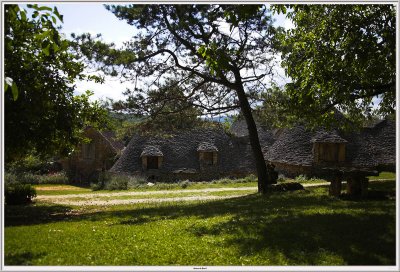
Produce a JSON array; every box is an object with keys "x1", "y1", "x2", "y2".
[
  {"x1": 39, "y1": 194, "x2": 247, "y2": 206},
  {"x1": 35, "y1": 183, "x2": 329, "y2": 206},
  {"x1": 36, "y1": 180, "x2": 393, "y2": 207},
  {"x1": 36, "y1": 186, "x2": 259, "y2": 200}
]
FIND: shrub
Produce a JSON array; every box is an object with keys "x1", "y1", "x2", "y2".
[
  {"x1": 105, "y1": 175, "x2": 128, "y2": 190},
  {"x1": 90, "y1": 182, "x2": 104, "y2": 191},
  {"x1": 38, "y1": 172, "x2": 68, "y2": 184},
  {"x1": 152, "y1": 183, "x2": 178, "y2": 190},
  {"x1": 90, "y1": 172, "x2": 110, "y2": 191},
  {"x1": 4, "y1": 173, "x2": 19, "y2": 184},
  {"x1": 179, "y1": 180, "x2": 190, "y2": 188},
  {"x1": 5, "y1": 171, "x2": 68, "y2": 185},
  {"x1": 6, "y1": 154, "x2": 61, "y2": 175},
  {"x1": 211, "y1": 175, "x2": 257, "y2": 184},
  {"x1": 5, "y1": 183, "x2": 36, "y2": 205},
  {"x1": 127, "y1": 175, "x2": 147, "y2": 189},
  {"x1": 16, "y1": 172, "x2": 40, "y2": 184},
  {"x1": 5, "y1": 172, "x2": 41, "y2": 184},
  {"x1": 295, "y1": 174, "x2": 308, "y2": 183},
  {"x1": 244, "y1": 174, "x2": 257, "y2": 183},
  {"x1": 90, "y1": 173, "x2": 148, "y2": 191}
]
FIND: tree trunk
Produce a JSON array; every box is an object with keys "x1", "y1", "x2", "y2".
[
  {"x1": 329, "y1": 176, "x2": 342, "y2": 197},
  {"x1": 234, "y1": 82, "x2": 270, "y2": 194}
]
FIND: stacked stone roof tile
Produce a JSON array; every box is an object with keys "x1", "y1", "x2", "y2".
[
  {"x1": 110, "y1": 127, "x2": 267, "y2": 174},
  {"x1": 311, "y1": 130, "x2": 348, "y2": 143},
  {"x1": 140, "y1": 145, "x2": 163, "y2": 157},
  {"x1": 197, "y1": 142, "x2": 218, "y2": 152},
  {"x1": 344, "y1": 119, "x2": 395, "y2": 169},
  {"x1": 264, "y1": 125, "x2": 314, "y2": 166},
  {"x1": 263, "y1": 119, "x2": 395, "y2": 171},
  {"x1": 110, "y1": 118, "x2": 395, "y2": 176}
]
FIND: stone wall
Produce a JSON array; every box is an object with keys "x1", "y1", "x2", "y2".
[{"x1": 272, "y1": 161, "x2": 313, "y2": 178}]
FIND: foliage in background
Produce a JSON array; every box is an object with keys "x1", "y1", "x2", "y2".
[
  {"x1": 5, "y1": 153, "x2": 62, "y2": 175},
  {"x1": 99, "y1": 110, "x2": 144, "y2": 145},
  {"x1": 269, "y1": 4, "x2": 396, "y2": 129},
  {"x1": 4, "y1": 4, "x2": 108, "y2": 162},
  {"x1": 117, "y1": 80, "x2": 204, "y2": 131}
]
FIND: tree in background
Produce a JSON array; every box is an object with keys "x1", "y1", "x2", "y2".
[
  {"x1": 106, "y1": 79, "x2": 205, "y2": 138},
  {"x1": 73, "y1": 5, "x2": 282, "y2": 193},
  {"x1": 4, "y1": 4, "x2": 108, "y2": 162},
  {"x1": 269, "y1": 4, "x2": 396, "y2": 129}
]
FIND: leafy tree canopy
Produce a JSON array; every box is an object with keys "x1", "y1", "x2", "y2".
[
  {"x1": 268, "y1": 4, "x2": 396, "y2": 129},
  {"x1": 4, "y1": 4, "x2": 108, "y2": 162},
  {"x1": 113, "y1": 80, "x2": 204, "y2": 132}
]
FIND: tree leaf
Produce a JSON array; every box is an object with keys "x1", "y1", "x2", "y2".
[
  {"x1": 37, "y1": 6, "x2": 52, "y2": 11},
  {"x1": 53, "y1": 6, "x2": 63, "y2": 23},
  {"x1": 20, "y1": 9, "x2": 27, "y2": 21},
  {"x1": 11, "y1": 81, "x2": 19, "y2": 101},
  {"x1": 43, "y1": 44, "x2": 51, "y2": 56}
]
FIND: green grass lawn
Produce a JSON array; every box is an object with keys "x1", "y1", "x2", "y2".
[
  {"x1": 368, "y1": 171, "x2": 396, "y2": 180},
  {"x1": 5, "y1": 180, "x2": 396, "y2": 266}
]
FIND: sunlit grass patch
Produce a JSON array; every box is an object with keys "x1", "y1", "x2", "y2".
[{"x1": 368, "y1": 171, "x2": 396, "y2": 180}]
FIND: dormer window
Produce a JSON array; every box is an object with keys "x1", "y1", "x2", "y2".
[
  {"x1": 202, "y1": 152, "x2": 214, "y2": 165},
  {"x1": 315, "y1": 143, "x2": 345, "y2": 162},
  {"x1": 197, "y1": 142, "x2": 218, "y2": 168},
  {"x1": 140, "y1": 146, "x2": 163, "y2": 170},
  {"x1": 146, "y1": 156, "x2": 160, "y2": 169},
  {"x1": 311, "y1": 131, "x2": 347, "y2": 164}
]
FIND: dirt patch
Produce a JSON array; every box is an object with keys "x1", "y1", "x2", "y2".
[
  {"x1": 39, "y1": 194, "x2": 247, "y2": 206},
  {"x1": 37, "y1": 186, "x2": 258, "y2": 199},
  {"x1": 35, "y1": 186, "x2": 86, "y2": 191}
]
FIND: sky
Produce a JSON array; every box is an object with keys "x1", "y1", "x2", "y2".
[{"x1": 39, "y1": 3, "x2": 294, "y2": 101}]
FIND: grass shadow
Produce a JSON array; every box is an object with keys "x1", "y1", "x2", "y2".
[
  {"x1": 5, "y1": 204, "x2": 74, "y2": 227},
  {"x1": 206, "y1": 212, "x2": 395, "y2": 265},
  {"x1": 5, "y1": 251, "x2": 47, "y2": 265}
]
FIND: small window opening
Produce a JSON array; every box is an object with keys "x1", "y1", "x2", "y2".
[
  {"x1": 203, "y1": 152, "x2": 214, "y2": 166},
  {"x1": 315, "y1": 143, "x2": 346, "y2": 163},
  {"x1": 147, "y1": 156, "x2": 159, "y2": 169}
]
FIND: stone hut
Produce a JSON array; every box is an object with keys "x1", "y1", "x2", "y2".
[
  {"x1": 109, "y1": 117, "x2": 395, "y2": 196},
  {"x1": 110, "y1": 127, "x2": 273, "y2": 181},
  {"x1": 61, "y1": 127, "x2": 125, "y2": 182},
  {"x1": 263, "y1": 119, "x2": 396, "y2": 196}
]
